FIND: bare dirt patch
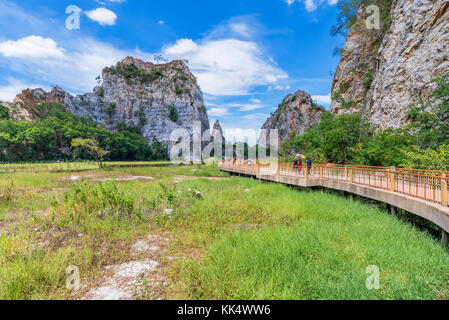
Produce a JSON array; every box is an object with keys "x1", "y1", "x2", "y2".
[
  {"x1": 172, "y1": 175, "x2": 232, "y2": 184},
  {"x1": 82, "y1": 233, "x2": 172, "y2": 300},
  {"x1": 61, "y1": 174, "x2": 155, "y2": 183}
]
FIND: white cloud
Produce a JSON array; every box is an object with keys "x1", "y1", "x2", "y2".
[
  {"x1": 250, "y1": 98, "x2": 261, "y2": 103},
  {"x1": 223, "y1": 128, "x2": 259, "y2": 145},
  {"x1": 0, "y1": 36, "x2": 65, "y2": 59},
  {"x1": 163, "y1": 38, "x2": 287, "y2": 96},
  {"x1": 284, "y1": 0, "x2": 338, "y2": 11},
  {"x1": 304, "y1": 0, "x2": 317, "y2": 12},
  {"x1": 0, "y1": 36, "x2": 151, "y2": 94},
  {"x1": 164, "y1": 39, "x2": 198, "y2": 56},
  {"x1": 85, "y1": 8, "x2": 117, "y2": 26},
  {"x1": 157, "y1": 20, "x2": 164, "y2": 25},
  {"x1": 268, "y1": 84, "x2": 291, "y2": 91},
  {"x1": 230, "y1": 103, "x2": 264, "y2": 112},
  {"x1": 0, "y1": 78, "x2": 50, "y2": 102},
  {"x1": 208, "y1": 107, "x2": 229, "y2": 116},
  {"x1": 229, "y1": 23, "x2": 251, "y2": 37},
  {"x1": 312, "y1": 93, "x2": 331, "y2": 105}
]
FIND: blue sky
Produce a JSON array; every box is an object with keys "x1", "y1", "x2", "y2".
[{"x1": 0, "y1": 0, "x2": 344, "y2": 141}]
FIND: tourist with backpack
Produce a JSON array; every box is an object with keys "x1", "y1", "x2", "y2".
[{"x1": 306, "y1": 157, "x2": 312, "y2": 176}]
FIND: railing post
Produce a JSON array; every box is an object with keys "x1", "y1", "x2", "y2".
[
  {"x1": 319, "y1": 167, "x2": 323, "y2": 179},
  {"x1": 257, "y1": 162, "x2": 260, "y2": 177},
  {"x1": 390, "y1": 166, "x2": 396, "y2": 192},
  {"x1": 349, "y1": 169, "x2": 353, "y2": 183},
  {"x1": 304, "y1": 167, "x2": 308, "y2": 180},
  {"x1": 277, "y1": 163, "x2": 280, "y2": 176},
  {"x1": 344, "y1": 166, "x2": 348, "y2": 180},
  {"x1": 441, "y1": 173, "x2": 448, "y2": 206},
  {"x1": 442, "y1": 229, "x2": 448, "y2": 247}
]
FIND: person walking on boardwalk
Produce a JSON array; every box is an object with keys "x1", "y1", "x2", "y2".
[
  {"x1": 297, "y1": 158, "x2": 303, "y2": 175},
  {"x1": 293, "y1": 157, "x2": 299, "y2": 174},
  {"x1": 306, "y1": 157, "x2": 312, "y2": 176}
]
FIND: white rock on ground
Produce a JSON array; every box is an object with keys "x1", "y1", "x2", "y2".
[
  {"x1": 83, "y1": 260, "x2": 159, "y2": 300},
  {"x1": 130, "y1": 240, "x2": 151, "y2": 255}
]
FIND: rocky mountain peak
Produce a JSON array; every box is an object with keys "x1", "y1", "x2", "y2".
[
  {"x1": 2, "y1": 57, "x2": 210, "y2": 150},
  {"x1": 261, "y1": 89, "x2": 324, "y2": 141}
]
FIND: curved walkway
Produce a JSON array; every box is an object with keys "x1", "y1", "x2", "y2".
[{"x1": 219, "y1": 162, "x2": 449, "y2": 245}]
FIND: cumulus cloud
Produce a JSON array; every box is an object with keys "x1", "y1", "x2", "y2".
[
  {"x1": 0, "y1": 78, "x2": 50, "y2": 102},
  {"x1": 163, "y1": 38, "x2": 287, "y2": 96},
  {"x1": 85, "y1": 7, "x2": 117, "y2": 26},
  {"x1": 312, "y1": 93, "x2": 331, "y2": 105},
  {"x1": 208, "y1": 107, "x2": 229, "y2": 116},
  {"x1": 0, "y1": 36, "x2": 65, "y2": 59},
  {"x1": 0, "y1": 36, "x2": 150, "y2": 94}
]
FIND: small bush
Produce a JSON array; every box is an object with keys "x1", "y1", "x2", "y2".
[
  {"x1": 362, "y1": 73, "x2": 373, "y2": 90},
  {"x1": 107, "y1": 63, "x2": 163, "y2": 84},
  {"x1": 105, "y1": 103, "x2": 116, "y2": 118},
  {"x1": 167, "y1": 105, "x2": 178, "y2": 122},
  {"x1": 0, "y1": 105, "x2": 9, "y2": 119},
  {"x1": 53, "y1": 180, "x2": 140, "y2": 225}
]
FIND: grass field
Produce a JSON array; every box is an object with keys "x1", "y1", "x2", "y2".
[
  {"x1": 0, "y1": 161, "x2": 172, "y2": 173},
  {"x1": 0, "y1": 162, "x2": 448, "y2": 300}
]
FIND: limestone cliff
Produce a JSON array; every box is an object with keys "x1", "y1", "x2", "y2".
[
  {"x1": 2, "y1": 57, "x2": 210, "y2": 148},
  {"x1": 212, "y1": 120, "x2": 225, "y2": 144},
  {"x1": 1, "y1": 86, "x2": 68, "y2": 121},
  {"x1": 261, "y1": 90, "x2": 324, "y2": 141},
  {"x1": 331, "y1": 0, "x2": 449, "y2": 129}
]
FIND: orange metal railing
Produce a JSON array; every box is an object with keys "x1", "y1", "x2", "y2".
[{"x1": 219, "y1": 161, "x2": 449, "y2": 207}]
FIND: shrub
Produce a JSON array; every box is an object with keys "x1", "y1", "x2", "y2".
[
  {"x1": 53, "y1": 180, "x2": 140, "y2": 225},
  {"x1": 167, "y1": 105, "x2": 178, "y2": 122},
  {"x1": 362, "y1": 73, "x2": 374, "y2": 90},
  {"x1": 105, "y1": 103, "x2": 116, "y2": 118},
  {"x1": 0, "y1": 105, "x2": 9, "y2": 119},
  {"x1": 97, "y1": 87, "x2": 105, "y2": 97},
  {"x1": 107, "y1": 63, "x2": 164, "y2": 84}
]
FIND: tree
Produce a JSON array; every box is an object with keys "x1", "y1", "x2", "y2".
[
  {"x1": 71, "y1": 138, "x2": 109, "y2": 169},
  {"x1": 292, "y1": 112, "x2": 372, "y2": 164},
  {"x1": 330, "y1": 0, "x2": 361, "y2": 37},
  {"x1": 408, "y1": 72, "x2": 449, "y2": 148},
  {"x1": 0, "y1": 105, "x2": 9, "y2": 119},
  {"x1": 400, "y1": 145, "x2": 449, "y2": 171},
  {"x1": 352, "y1": 128, "x2": 413, "y2": 166}
]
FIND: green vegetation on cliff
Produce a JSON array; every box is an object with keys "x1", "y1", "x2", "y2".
[
  {"x1": 0, "y1": 103, "x2": 167, "y2": 162},
  {"x1": 283, "y1": 73, "x2": 449, "y2": 170}
]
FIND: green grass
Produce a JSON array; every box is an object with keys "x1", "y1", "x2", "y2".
[
  {"x1": 0, "y1": 162, "x2": 448, "y2": 300},
  {"x1": 168, "y1": 179, "x2": 449, "y2": 300}
]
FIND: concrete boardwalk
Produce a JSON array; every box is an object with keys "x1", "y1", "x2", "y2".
[{"x1": 219, "y1": 163, "x2": 449, "y2": 243}]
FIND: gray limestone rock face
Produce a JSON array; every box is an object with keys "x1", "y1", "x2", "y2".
[
  {"x1": 65, "y1": 56, "x2": 210, "y2": 148},
  {"x1": 3, "y1": 57, "x2": 210, "y2": 151},
  {"x1": 331, "y1": 0, "x2": 449, "y2": 130},
  {"x1": 261, "y1": 89, "x2": 323, "y2": 142},
  {"x1": 366, "y1": 0, "x2": 449, "y2": 129}
]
